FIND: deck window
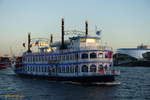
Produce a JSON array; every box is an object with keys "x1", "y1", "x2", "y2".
[
  {"x1": 90, "y1": 64, "x2": 97, "y2": 72},
  {"x1": 32, "y1": 66, "x2": 34, "y2": 72},
  {"x1": 81, "y1": 53, "x2": 88, "y2": 59},
  {"x1": 75, "y1": 65, "x2": 78, "y2": 73},
  {"x1": 38, "y1": 66, "x2": 40, "y2": 72},
  {"x1": 70, "y1": 66, "x2": 74, "y2": 73},
  {"x1": 98, "y1": 64, "x2": 103, "y2": 71},
  {"x1": 75, "y1": 54, "x2": 79, "y2": 59},
  {"x1": 66, "y1": 55, "x2": 69, "y2": 60},
  {"x1": 99, "y1": 64, "x2": 103, "y2": 68},
  {"x1": 62, "y1": 56, "x2": 65, "y2": 61},
  {"x1": 57, "y1": 67, "x2": 61, "y2": 73},
  {"x1": 39, "y1": 56, "x2": 41, "y2": 62},
  {"x1": 62, "y1": 67, "x2": 65, "y2": 73},
  {"x1": 42, "y1": 67, "x2": 45, "y2": 72},
  {"x1": 56, "y1": 66, "x2": 59, "y2": 73},
  {"x1": 81, "y1": 65, "x2": 88, "y2": 72},
  {"x1": 45, "y1": 66, "x2": 47, "y2": 72},
  {"x1": 66, "y1": 66, "x2": 69, "y2": 73},
  {"x1": 31, "y1": 66, "x2": 33, "y2": 72},
  {"x1": 38, "y1": 56, "x2": 40, "y2": 62},
  {"x1": 90, "y1": 53, "x2": 97, "y2": 58}
]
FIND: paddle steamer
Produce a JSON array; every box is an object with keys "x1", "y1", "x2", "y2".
[{"x1": 14, "y1": 19, "x2": 120, "y2": 83}]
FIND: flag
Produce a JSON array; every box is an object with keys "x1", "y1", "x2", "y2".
[
  {"x1": 96, "y1": 30, "x2": 101, "y2": 36},
  {"x1": 35, "y1": 40, "x2": 39, "y2": 46}
]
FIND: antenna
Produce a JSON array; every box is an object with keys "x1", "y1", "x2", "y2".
[{"x1": 95, "y1": 25, "x2": 97, "y2": 34}]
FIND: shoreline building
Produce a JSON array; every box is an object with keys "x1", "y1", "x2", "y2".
[{"x1": 114, "y1": 45, "x2": 150, "y2": 66}]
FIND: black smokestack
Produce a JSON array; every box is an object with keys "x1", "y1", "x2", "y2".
[
  {"x1": 50, "y1": 34, "x2": 53, "y2": 43},
  {"x1": 85, "y1": 21, "x2": 88, "y2": 36},
  {"x1": 60, "y1": 18, "x2": 66, "y2": 49},
  {"x1": 27, "y1": 33, "x2": 32, "y2": 53},
  {"x1": 62, "y1": 18, "x2": 64, "y2": 47}
]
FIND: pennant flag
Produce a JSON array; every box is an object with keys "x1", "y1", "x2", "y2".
[{"x1": 96, "y1": 30, "x2": 102, "y2": 36}]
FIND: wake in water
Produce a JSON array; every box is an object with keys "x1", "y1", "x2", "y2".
[{"x1": 60, "y1": 81, "x2": 121, "y2": 86}]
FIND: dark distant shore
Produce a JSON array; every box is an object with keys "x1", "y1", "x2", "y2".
[
  {"x1": 114, "y1": 60, "x2": 150, "y2": 67},
  {"x1": 113, "y1": 52, "x2": 150, "y2": 67}
]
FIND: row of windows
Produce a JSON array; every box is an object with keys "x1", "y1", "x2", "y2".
[
  {"x1": 23, "y1": 64, "x2": 111, "y2": 73},
  {"x1": 24, "y1": 54, "x2": 78, "y2": 62},
  {"x1": 23, "y1": 65, "x2": 78, "y2": 73},
  {"x1": 81, "y1": 64, "x2": 97, "y2": 72},
  {"x1": 24, "y1": 52, "x2": 111, "y2": 63},
  {"x1": 81, "y1": 52, "x2": 109, "y2": 59},
  {"x1": 24, "y1": 66, "x2": 49, "y2": 72},
  {"x1": 51, "y1": 65, "x2": 78, "y2": 73}
]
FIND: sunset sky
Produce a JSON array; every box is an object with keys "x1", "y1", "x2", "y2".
[{"x1": 0, "y1": 0, "x2": 150, "y2": 56}]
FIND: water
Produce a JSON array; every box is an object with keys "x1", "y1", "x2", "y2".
[{"x1": 0, "y1": 67, "x2": 150, "y2": 100}]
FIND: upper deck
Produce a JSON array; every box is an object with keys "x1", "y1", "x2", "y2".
[
  {"x1": 23, "y1": 18, "x2": 112, "y2": 55},
  {"x1": 68, "y1": 35, "x2": 112, "y2": 51}
]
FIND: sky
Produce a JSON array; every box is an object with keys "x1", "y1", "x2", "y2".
[{"x1": 0, "y1": 0, "x2": 150, "y2": 56}]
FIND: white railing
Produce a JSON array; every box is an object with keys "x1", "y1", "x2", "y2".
[{"x1": 80, "y1": 46, "x2": 113, "y2": 51}]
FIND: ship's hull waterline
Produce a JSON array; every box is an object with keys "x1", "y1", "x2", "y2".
[{"x1": 15, "y1": 72, "x2": 116, "y2": 83}]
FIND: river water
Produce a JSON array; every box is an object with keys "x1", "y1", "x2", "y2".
[{"x1": 0, "y1": 66, "x2": 150, "y2": 100}]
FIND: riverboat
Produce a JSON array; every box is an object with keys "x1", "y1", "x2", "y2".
[{"x1": 13, "y1": 19, "x2": 120, "y2": 83}]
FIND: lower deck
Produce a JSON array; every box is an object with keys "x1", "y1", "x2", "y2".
[
  {"x1": 15, "y1": 71, "x2": 116, "y2": 83},
  {"x1": 15, "y1": 63, "x2": 119, "y2": 77}
]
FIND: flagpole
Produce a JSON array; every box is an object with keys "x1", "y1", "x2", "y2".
[{"x1": 95, "y1": 25, "x2": 97, "y2": 35}]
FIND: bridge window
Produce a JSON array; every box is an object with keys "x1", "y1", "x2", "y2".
[
  {"x1": 90, "y1": 64, "x2": 97, "y2": 72},
  {"x1": 98, "y1": 53, "x2": 103, "y2": 58},
  {"x1": 81, "y1": 53, "x2": 88, "y2": 59},
  {"x1": 90, "y1": 53, "x2": 97, "y2": 58},
  {"x1": 81, "y1": 65, "x2": 88, "y2": 72}
]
